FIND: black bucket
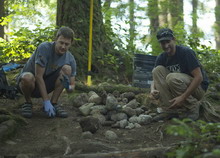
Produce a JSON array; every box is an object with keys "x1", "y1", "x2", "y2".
[{"x1": 133, "y1": 54, "x2": 157, "y2": 88}]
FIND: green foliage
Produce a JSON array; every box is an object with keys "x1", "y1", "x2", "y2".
[
  {"x1": 0, "y1": 26, "x2": 55, "y2": 63},
  {"x1": 166, "y1": 119, "x2": 220, "y2": 158},
  {"x1": 185, "y1": 35, "x2": 220, "y2": 83}
]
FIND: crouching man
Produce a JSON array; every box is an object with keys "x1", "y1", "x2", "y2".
[
  {"x1": 151, "y1": 28, "x2": 209, "y2": 121},
  {"x1": 17, "y1": 26, "x2": 76, "y2": 118}
]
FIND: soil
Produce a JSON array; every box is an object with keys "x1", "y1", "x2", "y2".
[{"x1": 0, "y1": 92, "x2": 188, "y2": 158}]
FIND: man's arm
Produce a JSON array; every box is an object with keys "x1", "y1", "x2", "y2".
[
  {"x1": 169, "y1": 67, "x2": 203, "y2": 108},
  {"x1": 35, "y1": 64, "x2": 49, "y2": 101}
]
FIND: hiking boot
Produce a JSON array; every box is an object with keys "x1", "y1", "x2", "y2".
[
  {"x1": 152, "y1": 112, "x2": 179, "y2": 122},
  {"x1": 21, "y1": 103, "x2": 32, "y2": 118},
  {"x1": 52, "y1": 104, "x2": 68, "y2": 118},
  {"x1": 179, "y1": 104, "x2": 200, "y2": 121}
]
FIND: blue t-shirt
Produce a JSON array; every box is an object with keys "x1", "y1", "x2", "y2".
[
  {"x1": 155, "y1": 45, "x2": 209, "y2": 91},
  {"x1": 20, "y1": 42, "x2": 77, "y2": 77}
]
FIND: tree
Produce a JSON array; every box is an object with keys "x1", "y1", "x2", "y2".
[
  {"x1": 0, "y1": 0, "x2": 5, "y2": 38},
  {"x1": 214, "y1": 0, "x2": 220, "y2": 50},
  {"x1": 127, "y1": 0, "x2": 135, "y2": 54},
  {"x1": 147, "y1": 0, "x2": 160, "y2": 55},
  {"x1": 191, "y1": 0, "x2": 198, "y2": 33},
  {"x1": 168, "y1": 0, "x2": 184, "y2": 29},
  {"x1": 158, "y1": 0, "x2": 168, "y2": 27},
  {"x1": 57, "y1": 0, "x2": 123, "y2": 80}
]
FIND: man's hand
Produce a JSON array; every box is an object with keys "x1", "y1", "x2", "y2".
[
  {"x1": 168, "y1": 95, "x2": 185, "y2": 109},
  {"x1": 43, "y1": 100, "x2": 56, "y2": 117},
  {"x1": 150, "y1": 89, "x2": 160, "y2": 99}
]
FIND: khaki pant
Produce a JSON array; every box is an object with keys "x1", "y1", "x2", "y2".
[{"x1": 152, "y1": 66, "x2": 205, "y2": 119}]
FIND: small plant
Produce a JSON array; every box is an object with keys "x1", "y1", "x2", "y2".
[{"x1": 166, "y1": 118, "x2": 220, "y2": 158}]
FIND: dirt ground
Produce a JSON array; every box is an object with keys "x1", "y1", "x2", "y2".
[{"x1": 0, "y1": 92, "x2": 186, "y2": 158}]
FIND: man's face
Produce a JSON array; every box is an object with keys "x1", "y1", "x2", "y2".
[
  {"x1": 159, "y1": 39, "x2": 176, "y2": 56},
  {"x1": 55, "y1": 35, "x2": 72, "y2": 56}
]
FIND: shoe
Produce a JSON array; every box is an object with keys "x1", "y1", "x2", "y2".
[
  {"x1": 53, "y1": 104, "x2": 68, "y2": 118},
  {"x1": 152, "y1": 112, "x2": 179, "y2": 122},
  {"x1": 21, "y1": 103, "x2": 32, "y2": 118}
]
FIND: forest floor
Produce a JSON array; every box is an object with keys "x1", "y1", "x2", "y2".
[{"x1": 0, "y1": 86, "x2": 219, "y2": 158}]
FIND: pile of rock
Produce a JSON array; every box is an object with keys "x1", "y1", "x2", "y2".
[{"x1": 73, "y1": 90, "x2": 157, "y2": 133}]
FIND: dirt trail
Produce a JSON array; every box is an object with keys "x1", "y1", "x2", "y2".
[{"x1": 0, "y1": 93, "x2": 182, "y2": 158}]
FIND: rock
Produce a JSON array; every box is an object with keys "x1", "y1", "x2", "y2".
[
  {"x1": 82, "y1": 131, "x2": 93, "y2": 139},
  {"x1": 125, "y1": 123, "x2": 135, "y2": 129},
  {"x1": 138, "y1": 114, "x2": 152, "y2": 125},
  {"x1": 149, "y1": 113, "x2": 157, "y2": 117},
  {"x1": 72, "y1": 93, "x2": 89, "y2": 107},
  {"x1": 90, "y1": 105, "x2": 107, "y2": 115},
  {"x1": 102, "y1": 120, "x2": 115, "y2": 126},
  {"x1": 105, "y1": 130, "x2": 118, "y2": 140},
  {"x1": 79, "y1": 116, "x2": 100, "y2": 133},
  {"x1": 112, "y1": 90, "x2": 120, "y2": 98},
  {"x1": 119, "y1": 119, "x2": 128, "y2": 128},
  {"x1": 88, "y1": 91, "x2": 97, "y2": 97},
  {"x1": 135, "y1": 108, "x2": 144, "y2": 115},
  {"x1": 129, "y1": 116, "x2": 139, "y2": 124},
  {"x1": 112, "y1": 119, "x2": 128, "y2": 129},
  {"x1": 79, "y1": 103, "x2": 95, "y2": 116},
  {"x1": 134, "y1": 123, "x2": 141, "y2": 128},
  {"x1": 92, "y1": 114, "x2": 106, "y2": 125},
  {"x1": 111, "y1": 122, "x2": 120, "y2": 128},
  {"x1": 106, "y1": 110, "x2": 117, "y2": 121},
  {"x1": 110, "y1": 113, "x2": 128, "y2": 122},
  {"x1": 122, "y1": 98, "x2": 128, "y2": 104},
  {"x1": 106, "y1": 94, "x2": 118, "y2": 110},
  {"x1": 122, "y1": 107, "x2": 136, "y2": 117},
  {"x1": 0, "y1": 120, "x2": 17, "y2": 141},
  {"x1": 5, "y1": 140, "x2": 17, "y2": 145},
  {"x1": 120, "y1": 92, "x2": 135, "y2": 101},
  {"x1": 88, "y1": 91, "x2": 102, "y2": 104},
  {"x1": 125, "y1": 99, "x2": 139, "y2": 109}
]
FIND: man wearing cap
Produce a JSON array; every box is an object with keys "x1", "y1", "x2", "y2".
[{"x1": 150, "y1": 28, "x2": 209, "y2": 121}]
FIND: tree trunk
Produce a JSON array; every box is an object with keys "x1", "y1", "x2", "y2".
[
  {"x1": 191, "y1": 0, "x2": 198, "y2": 33},
  {"x1": 128, "y1": 0, "x2": 135, "y2": 54},
  {"x1": 56, "y1": 0, "x2": 116, "y2": 77},
  {"x1": 147, "y1": 0, "x2": 160, "y2": 55},
  {"x1": 0, "y1": 0, "x2": 5, "y2": 38},
  {"x1": 158, "y1": 0, "x2": 168, "y2": 27},
  {"x1": 168, "y1": 0, "x2": 184, "y2": 29},
  {"x1": 215, "y1": 0, "x2": 220, "y2": 50}
]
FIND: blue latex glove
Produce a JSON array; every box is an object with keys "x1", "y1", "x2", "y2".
[
  {"x1": 60, "y1": 74, "x2": 70, "y2": 90},
  {"x1": 43, "y1": 100, "x2": 56, "y2": 117}
]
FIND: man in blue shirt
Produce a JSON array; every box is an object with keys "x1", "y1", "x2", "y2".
[
  {"x1": 151, "y1": 28, "x2": 209, "y2": 121},
  {"x1": 17, "y1": 26, "x2": 77, "y2": 118}
]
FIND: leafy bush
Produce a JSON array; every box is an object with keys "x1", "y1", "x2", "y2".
[
  {"x1": 186, "y1": 36, "x2": 220, "y2": 83},
  {"x1": 166, "y1": 118, "x2": 220, "y2": 158},
  {"x1": 0, "y1": 26, "x2": 55, "y2": 63}
]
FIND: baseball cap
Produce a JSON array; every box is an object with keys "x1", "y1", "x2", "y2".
[{"x1": 156, "y1": 28, "x2": 174, "y2": 42}]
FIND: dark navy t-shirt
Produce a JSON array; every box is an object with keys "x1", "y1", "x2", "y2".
[{"x1": 155, "y1": 45, "x2": 209, "y2": 91}]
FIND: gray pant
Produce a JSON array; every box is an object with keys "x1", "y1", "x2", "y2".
[{"x1": 152, "y1": 66, "x2": 205, "y2": 120}]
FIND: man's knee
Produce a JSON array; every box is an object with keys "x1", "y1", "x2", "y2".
[
  {"x1": 152, "y1": 65, "x2": 166, "y2": 75},
  {"x1": 19, "y1": 72, "x2": 35, "y2": 84},
  {"x1": 166, "y1": 73, "x2": 178, "y2": 84},
  {"x1": 60, "y1": 65, "x2": 72, "y2": 76}
]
